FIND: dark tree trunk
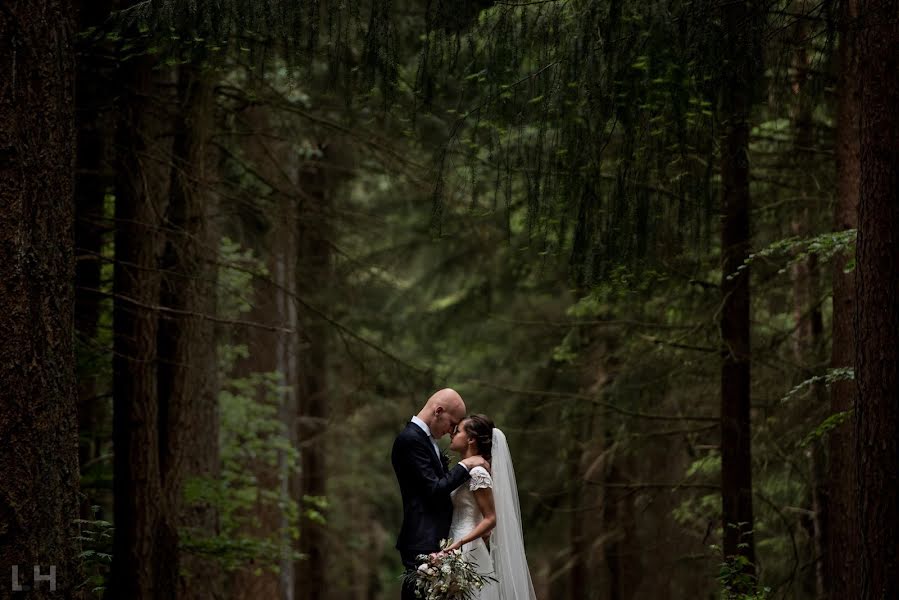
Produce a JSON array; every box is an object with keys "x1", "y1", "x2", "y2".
[
  {"x1": 719, "y1": 0, "x2": 756, "y2": 581},
  {"x1": 563, "y1": 339, "x2": 593, "y2": 600},
  {"x1": 789, "y1": 6, "x2": 829, "y2": 594},
  {"x1": 295, "y1": 161, "x2": 332, "y2": 600},
  {"x1": 829, "y1": 0, "x2": 859, "y2": 597},
  {"x1": 228, "y1": 107, "x2": 299, "y2": 600},
  {"x1": 228, "y1": 228, "x2": 298, "y2": 600},
  {"x1": 853, "y1": 0, "x2": 899, "y2": 598},
  {"x1": 567, "y1": 441, "x2": 587, "y2": 600},
  {"x1": 158, "y1": 63, "x2": 222, "y2": 600},
  {"x1": 74, "y1": 0, "x2": 114, "y2": 518},
  {"x1": 791, "y1": 245, "x2": 829, "y2": 599},
  {"x1": 228, "y1": 283, "x2": 291, "y2": 600},
  {"x1": 605, "y1": 454, "x2": 639, "y2": 600},
  {"x1": 0, "y1": 1, "x2": 82, "y2": 595},
  {"x1": 109, "y1": 51, "x2": 171, "y2": 599}
]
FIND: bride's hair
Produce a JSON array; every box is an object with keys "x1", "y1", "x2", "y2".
[{"x1": 463, "y1": 414, "x2": 494, "y2": 462}]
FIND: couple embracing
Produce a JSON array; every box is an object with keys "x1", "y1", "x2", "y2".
[{"x1": 391, "y1": 388, "x2": 537, "y2": 600}]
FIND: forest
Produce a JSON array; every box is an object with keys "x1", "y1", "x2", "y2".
[{"x1": 0, "y1": 0, "x2": 896, "y2": 598}]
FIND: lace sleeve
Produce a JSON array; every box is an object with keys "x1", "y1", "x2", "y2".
[{"x1": 469, "y1": 466, "x2": 493, "y2": 491}]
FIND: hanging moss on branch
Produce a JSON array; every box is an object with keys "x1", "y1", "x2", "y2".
[{"x1": 414, "y1": 0, "x2": 726, "y2": 283}]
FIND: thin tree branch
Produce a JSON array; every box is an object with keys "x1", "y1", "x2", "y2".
[
  {"x1": 80, "y1": 287, "x2": 300, "y2": 334},
  {"x1": 469, "y1": 380, "x2": 718, "y2": 422}
]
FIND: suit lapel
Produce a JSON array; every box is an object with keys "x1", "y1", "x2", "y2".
[{"x1": 408, "y1": 421, "x2": 445, "y2": 473}]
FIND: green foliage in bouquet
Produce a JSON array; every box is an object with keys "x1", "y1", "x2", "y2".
[{"x1": 402, "y1": 539, "x2": 497, "y2": 600}]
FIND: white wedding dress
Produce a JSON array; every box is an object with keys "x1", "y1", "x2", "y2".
[
  {"x1": 449, "y1": 429, "x2": 537, "y2": 600},
  {"x1": 450, "y1": 466, "x2": 500, "y2": 600}
]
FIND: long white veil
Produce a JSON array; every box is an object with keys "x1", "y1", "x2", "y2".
[{"x1": 490, "y1": 428, "x2": 537, "y2": 600}]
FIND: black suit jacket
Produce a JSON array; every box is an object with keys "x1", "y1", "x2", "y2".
[{"x1": 392, "y1": 421, "x2": 471, "y2": 557}]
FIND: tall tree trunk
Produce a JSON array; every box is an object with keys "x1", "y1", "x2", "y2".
[
  {"x1": 229, "y1": 298, "x2": 289, "y2": 600},
  {"x1": 565, "y1": 333, "x2": 593, "y2": 600},
  {"x1": 604, "y1": 451, "x2": 640, "y2": 600},
  {"x1": 828, "y1": 0, "x2": 860, "y2": 597},
  {"x1": 74, "y1": 0, "x2": 114, "y2": 518},
  {"x1": 719, "y1": 0, "x2": 756, "y2": 581},
  {"x1": 109, "y1": 51, "x2": 171, "y2": 599},
  {"x1": 853, "y1": 0, "x2": 899, "y2": 598},
  {"x1": 295, "y1": 160, "x2": 332, "y2": 600},
  {"x1": 791, "y1": 247, "x2": 829, "y2": 600},
  {"x1": 789, "y1": 6, "x2": 829, "y2": 595},
  {"x1": 0, "y1": 2, "x2": 82, "y2": 595},
  {"x1": 229, "y1": 221, "x2": 298, "y2": 600},
  {"x1": 228, "y1": 107, "x2": 300, "y2": 600},
  {"x1": 566, "y1": 439, "x2": 587, "y2": 600},
  {"x1": 275, "y1": 212, "x2": 300, "y2": 600},
  {"x1": 158, "y1": 62, "x2": 222, "y2": 600}
]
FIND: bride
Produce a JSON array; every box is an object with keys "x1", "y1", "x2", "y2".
[{"x1": 443, "y1": 414, "x2": 537, "y2": 600}]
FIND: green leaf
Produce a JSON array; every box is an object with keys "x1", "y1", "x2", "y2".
[{"x1": 800, "y1": 410, "x2": 853, "y2": 447}]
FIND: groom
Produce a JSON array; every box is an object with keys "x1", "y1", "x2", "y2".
[{"x1": 392, "y1": 388, "x2": 489, "y2": 600}]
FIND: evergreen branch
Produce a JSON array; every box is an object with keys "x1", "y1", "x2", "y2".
[
  {"x1": 487, "y1": 315, "x2": 699, "y2": 330},
  {"x1": 780, "y1": 367, "x2": 854, "y2": 404},
  {"x1": 495, "y1": 0, "x2": 568, "y2": 6},
  {"x1": 638, "y1": 334, "x2": 718, "y2": 353}
]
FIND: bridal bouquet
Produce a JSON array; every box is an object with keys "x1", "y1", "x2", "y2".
[{"x1": 402, "y1": 539, "x2": 496, "y2": 600}]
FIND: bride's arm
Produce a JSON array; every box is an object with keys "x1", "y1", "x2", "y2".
[{"x1": 445, "y1": 488, "x2": 497, "y2": 552}]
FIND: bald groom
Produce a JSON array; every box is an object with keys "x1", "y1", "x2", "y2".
[{"x1": 391, "y1": 389, "x2": 489, "y2": 600}]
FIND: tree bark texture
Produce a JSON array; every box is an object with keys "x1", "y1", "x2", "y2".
[
  {"x1": 829, "y1": 0, "x2": 860, "y2": 596},
  {"x1": 295, "y1": 160, "x2": 332, "y2": 600},
  {"x1": 789, "y1": 5, "x2": 828, "y2": 594},
  {"x1": 109, "y1": 51, "x2": 172, "y2": 599},
  {"x1": 0, "y1": 1, "x2": 82, "y2": 595},
  {"x1": 853, "y1": 0, "x2": 899, "y2": 597},
  {"x1": 228, "y1": 107, "x2": 300, "y2": 600},
  {"x1": 158, "y1": 62, "x2": 222, "y2": 600}
]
